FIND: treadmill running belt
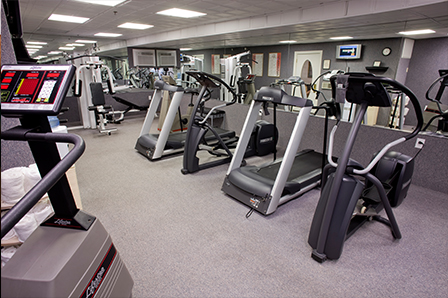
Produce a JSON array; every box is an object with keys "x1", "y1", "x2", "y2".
[
  {"x1": 229, "y1": 150, "x2": 324, "y2": 197},
  {"x1": 257, "y1": 150, "x2": 324, "y2": 181},
  {"x1": 143, "y1": 127, "x2": 236, "y2": 150}
]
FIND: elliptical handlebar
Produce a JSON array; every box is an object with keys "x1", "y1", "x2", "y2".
[
  {"x1": 425, "y1": 72, "x2": 448, "y2": 103},
  {"x1": 186, "y1": 71, "x2": 240, "y2": 105},
  {"x1": 326, "y1": 74, "x2": 424, "y2": 175},
  {"x1": 186, "y1": 71, "x2": 240, "y2": 125},
  {"x1": 344, "y1": 75, "x2": 423, "y2": 140}
]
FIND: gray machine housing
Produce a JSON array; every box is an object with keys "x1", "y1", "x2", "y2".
[{"x1": 2, "y1": 220, "x2": 133, "y2": 298}]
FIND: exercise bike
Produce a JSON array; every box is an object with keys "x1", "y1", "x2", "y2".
[{"x1": 308, "y1": 72, "x2": 424, "y2": 262}]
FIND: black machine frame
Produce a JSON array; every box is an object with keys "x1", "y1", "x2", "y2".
[{"x1": 308, "y1": 73, "x2": 424, "y2": 263}]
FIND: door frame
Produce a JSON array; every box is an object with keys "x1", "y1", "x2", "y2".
[{"x1": 293, "y1": 50, "x2": 323, "y2": 105}]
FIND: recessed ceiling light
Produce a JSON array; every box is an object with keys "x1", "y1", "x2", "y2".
[
  {"x1": 34, "y1": 55, "x2": 48, "y2": 59},
  {"x1": 27, "y1": 41, "x2": 48, "y2": 45},
  {"x1": 26, "y1": 45, "x2": 43, "y2": 48},
  {"x1": 59, "y1": 46, "x2": 75, "y2": 50},
  {"x1": 279, "y1": 40, "x2": 297, "y2": 44},
  {"x1": 66, "y1": 43, "x2": 85, "y2": 46},
  {"x1": 330, "y1": 36, "x2": 353, "y2": 40},
  {"x1": 118, "y1": 22, "x2": 153, "y2": 30},
  {"x1": 48, "y1": 13, "x2": 89, "y2": 24},
  {"x1": 75, "y1": 39, "x2": 97, "y2": 43},
  {"x1": 74, "y1": 0, "x2": 127, "y2": 6},
  {"x1": 94, "y1": 32, "x2": 123, "y2": 37},
  {"x1": 156, "y1": 8, "x2": 206, "y2": 18},
  {"x1": 27, "y1": 49, "x2": 38, "y2": 53},
  {"x1": 48, "y1": 51, "x2": 63, "y2": 55},
  {"x1": 180, "y1": 48, "x2": 192, "y2": 51},
  {"x1": 398, "y1": 29, "x2": 435, "y2": 35}
]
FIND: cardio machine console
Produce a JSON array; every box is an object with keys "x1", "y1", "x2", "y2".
[{"x1": 1, "y1": 64, "x2": 75, "y2": 117}]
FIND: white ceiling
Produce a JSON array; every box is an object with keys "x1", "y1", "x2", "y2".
[{"x1": 13, "y1": 0, "x2": 448, "y2": 59}]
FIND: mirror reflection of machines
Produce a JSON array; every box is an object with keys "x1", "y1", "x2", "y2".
[
  {"x1": 1, "y1": 64, "x2": 133, "y2": 297},
  {"x1": 308, "y1": 73, "x2": 424, "y2": 263},
  {"x1": 73, "y1": 59, "x2": 118, "y2": 134},
  {"x1": 422, "y1": 69, "x2": 448, "y2": 136},
  {"x1": 223, "y1": 51, "x2": 251, "y2": 102},
  {"x1": 237, "y1": 74, "x2": 257, "y2": 104}
]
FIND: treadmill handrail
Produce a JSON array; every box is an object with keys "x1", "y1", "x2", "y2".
[
  {"x1": 154, "y1": 79, "x2": 184, "y2": 92},
  {"x1": 1, "y1": 130, "x2": 85, "y2": 238},
  {"x1": 254, "y1": 86, "x2": 313, "y2": 107}
]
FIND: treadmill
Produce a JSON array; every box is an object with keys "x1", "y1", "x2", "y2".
[
  {"x1": 222, "y1": 87, "x2": 325, "y2": 215},
  {"x1": 135, "y1": 80, "x2": 235, "y2": 160}
]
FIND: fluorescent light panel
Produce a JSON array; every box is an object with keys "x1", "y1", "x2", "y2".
[
  {"x1": 398, "y1": 29, "x2": 435, "y2": 35},
  {"x1": 66, "y1": 43, "x2": 85, "y2": 46},
  {"x1": 94, "y1": 32, "x2": 122, "y2": 37},
  {"x1": 330, "y1": 36, "x2": 353, "y2": 40},
  {"x1": 118, "y1": 22, "x2": 153, "y2": 29},
  {"x1": 180, "y1": 48, "x2": 192, "y2": 51},
  {"x1": 48, "y1": 13, "x2": 89, "y2": 23},
  {"x1": 27, "y1": 41, "x2": 47, "y2": 45},
  {"x1": 26, "y1": 45, "x2": 42, "y2": 48},
  {"x1": 279, "y1": 40, "x2": 297, "y2": 43},
  {"x1": 74, "y1": 0, "x2": 127, "y2": 6},
  {"x1": 156, "y1": 8, "x2": 206, "y2": 18},
  {"x1": 59, "y1": 46, "x2": 75, "y2": 50},
  {"x1": 76, "y1": 39, "x2": 97, "y2": 43}
]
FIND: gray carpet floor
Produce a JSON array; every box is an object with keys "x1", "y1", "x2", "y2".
[{"x1": 71, "y1": 116, "x2": 448, "y2": 298}]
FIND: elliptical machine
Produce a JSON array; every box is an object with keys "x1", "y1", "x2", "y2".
[
  {"x1": 422, "y1": 69, "x2": 448, "y2": 136},
  {"x1": 181, "y1": 71, "x2": 277, "y2": 174},
  {"x1": 308, "y1": 73, "x2": 423, "y2": 263},
  {"x1": 1, "y1": 64, "x2": 133, "y2": 297}
]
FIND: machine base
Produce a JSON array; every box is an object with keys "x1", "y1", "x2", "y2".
[{"x1": 1, "y1": 219, "x2": 133, "y2": 298}]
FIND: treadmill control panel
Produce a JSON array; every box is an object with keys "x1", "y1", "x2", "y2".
[{"x1": 1, "y1": 64, "x2": 75, "y2": 116}]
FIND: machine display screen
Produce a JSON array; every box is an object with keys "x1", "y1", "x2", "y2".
[
  {"x1": 336, "y1": 44, "x2": 362, "y2": 59},
  {"x1": 1, "y1": 64, "x2": 75, "y2": 116}
]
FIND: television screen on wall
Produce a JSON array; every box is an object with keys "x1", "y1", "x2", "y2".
[{"x1": 336, "y1": 44, "x2": 362, "y2": 59}]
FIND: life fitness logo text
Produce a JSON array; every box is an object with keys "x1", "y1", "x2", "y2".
[{"x1": 80, "y1": 244, "x2": 116, "y2": 298}]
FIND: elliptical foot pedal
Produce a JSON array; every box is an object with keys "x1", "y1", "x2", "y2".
[{"x1": 311, "y1": 250, "x2": 327, "y2": 263}]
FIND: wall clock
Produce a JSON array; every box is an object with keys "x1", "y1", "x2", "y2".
[{"x1": 382, "y1": 47, "x2": 392, "y2": 56}]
